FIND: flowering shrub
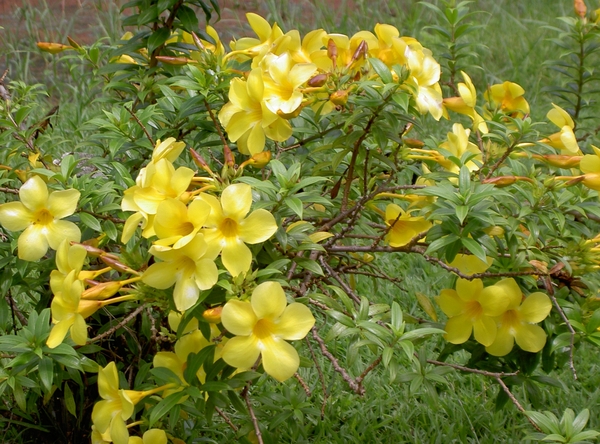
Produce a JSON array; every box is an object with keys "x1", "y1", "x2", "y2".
[{"x1": 1, "y1": 1, "x2": 600, "y2": 442}]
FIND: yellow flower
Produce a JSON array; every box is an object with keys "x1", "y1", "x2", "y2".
[
  {"x1": 437, "y1": 278, "x2": 516, "y2": 346},
  {"x1": 142, "y1": 234, "x2": 219, "y2": 311},
  {"x1": 438, "y1": 123, "x2": 482, "y2": 174},
  {"x1": 0, "y1": 175, "x2": 80, "y2": 261},
  {"x1": 405, "y1": 49, "x2": 444, "y2": 120},
  {"x1": 218, "y1": 69, "x2": 292, "y2": 156},
  {"x1": 47, "y1": 271, "x2": 137, "y2": 348},
  {"x1": 448, "y1": 254, "x2": 494, "y2": 276},
  {"x1": 580, "y1": 145, "x2": 600, "y2": 190},
  {"x1": 198, "y1": 183, "x2": 278, "y2": 277},
  {"x1": 151, "y1": 137, "x2": 186, "y2": 163},
  {"x1": 92, "y1": 363, "x2": 173, "y2": 444},
  {"x1": 121, "y1": 158, "x2": 194, "y2": 242},
  {"x1": 484, "y1": 81, "x2": 530, "y2": 118},
  {"x1": 128, "y1": 429, "x2": 168, "y2": 444},
  {"x1": 153, "y1": 330, "x2": 211, "y2": 386},
  {"x1": 384, "y1": 203, "x2": 431, "y2": 247},
  {"x1": 228, "y1": 13, "x2": 284, "y2": 60},
  {"x1": 221, "y1": 281, "x2": 315, "y2": 382},
  {"x1": 485, "y1": 291, "x2": 552, "y2": 356},
  {"x1": 443, "y1": 71, "x2": 488, "y2": 133},
  {"x1": 50, "y1": 239, "x2": 87, "y2": 293},
  {"x1": 540, "y1": 103, "x2": 580, "y2": 154},
  {"x1": 153, "y1": 198, "x2": 211, "y2": 249},
  {"x1": 262, "y1": 52, "x2": 317, "y2": 115}
]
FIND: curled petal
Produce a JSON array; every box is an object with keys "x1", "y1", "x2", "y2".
[
  {"x1": 173, "y1": 275, "x2": 200, "y2": 311},
  {"x1": 70, "y1": 314, "x2": 89, "y2": 345},
  {"x1": 46, "y1": 316, "x2": 75, "y2": 348}
]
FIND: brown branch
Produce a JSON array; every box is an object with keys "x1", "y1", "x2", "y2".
[
  {"x1": 78, "y1": 208, "x2": 125, "y2": 224},
  {"x1": 5, "y1": 291, "x2": 27, "y2": 327},
  {"x1": 495, "y1": 376, "x2": 543, "y2": 433},
  {"x1": 311, "y1": 327, "x2": 364, "y2": 395},
  {"x1": 319, "y1": 257, "x2": 361, "y2": 304},
  {"x1": 215, "y1": 406, "x2": 238, "y2": 432},
  {"x1": 356, "y1": 355, "x2": 382, "y2": 388},
  {"x1": 0, "y1": 186, "x2": 19, "y2": 194},
  {"x1": 88, "y1": 305, "x2": 145, "y2": 343},
  {"x1": 204, "y1": 99, "x2": 231, "y2": 152},
  {"x1": 426, "y1": 359, "x2": 518, "y2": 377},
  {"x1": 305, "y1": 336, "x2": 329, "y2": 418},
  {"x1": 243, "y1": 384, "x2": 263, "y2": 444},
  {"x1": 294, "y1": 372, "x2": 312, "y2": 397},
  {"x1": 543, "y1": 278, "x2": 578, "y2": 380},
  {"x1": 125, "y1": 106, "x2": 154, "y2": 146}
]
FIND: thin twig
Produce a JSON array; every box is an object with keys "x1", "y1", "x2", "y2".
[
  {"x1": 319, "y1": 257, "x2": 361, "y2": 304},
  {"x1": 5, "y1": 291, "x2": 27, "y2": 326},
  {"x1": 495, "y1": 376, "x2": 543, "y2": 433},
  {"x1": 0, "y1": 186, "x2": 19, "y2": 194},
  {"x1": 204, "y1": 99, "x2": 231, "y2": 151},
  {"x1": 125, "y1": 106, "x2": 154, "y2": 146},
  {"x1": 356, "y1": 355, "x2": 382, "y2": 388},
  {"x1": 426, "y1": 359, "x2": 518, "y2": 377},
  {"x1": 311, "y1": 327, "x2": 364, "y2": 395},
  {"x1": 88, "y1": 305, "x2": 145, "y2": 343},
  {"x1": 305, "y1": 336, "x2": 329, "y2": 418},
  {"x1": 294, "y1": 372, "x2": 312, "y2": 397},
  {"x1": 543, "y1": 278, "x2": 578, "y2": 380},
  {"x1": 243, "y1": 384, "x2": 263, "y2": 444},
  {"x1": 215, "y1": 406, "x2": 238, "y2": 432}
]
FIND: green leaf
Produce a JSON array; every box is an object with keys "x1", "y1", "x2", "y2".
[
  {"x1": 79, "y1": 212, "x2": 102, "y2": 232},
  {"x1": 63, "y1": 382, "x2": 77, "y2": 417},
  {"x1": 294, "y1": 258, "x2": 324, "y2": 276},
  {"x1": 38, "y1": 357, "x2": 54, "y2": 393},
  {"x1": 176, "y1": 5, "x2": 199, "y2": 32},
  {"x1": 147, "y1": 27, "x2": 170, "y2": 54},
  {"x1": 461, "y1": 237, "x2": 487, "y2": 263},
  {"x1": 368, "y1": 57, "x2": 393, "y2": 83},
  {"x1": 391, "y1": 301, "x2": 403, "y2": 332},
  {"x1": 284, "y1": 196, "x2": 304, "y2": 218},
  {"x1": 149, "y1": 390, "x2": 187, "y2": 426},
  {"x1": 455, "y1": 205, "x2": 469, "y2": 225}
]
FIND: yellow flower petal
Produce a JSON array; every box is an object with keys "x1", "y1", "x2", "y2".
[
  {"x1": 173, "y1": 275, "x2": 201, "y2": 311},
  {"x1": 260, "y1": 336, "x2": 300, "y2": 382},
  {"x1": 0, "y1": 202, "x2": 34, "y2": 231},
  {"x1": 436, "y1": 289, "x2": 465, "y2": 317},
  {"x1": 46, "y1": 315, "x2": 75, "y2": 348},
  {"x1": 221, "y1": 300, "x2": 257, "y2": 336},
  {"x1": 455, "y1": 278, "x2": 483, "y2": 302},
  {"x1": 517, "y1": 292, "x2": 552, "y2": 323},
  {"x1": 19, "y1": 176, "x2": 48, "y2": 212},
  {"x1": 514, "y1": 323, "x2": 547, "y2": 353},
  {"x1": 47, "y1": 188, "x2": 80, "y2": 219},
  {"x1": 221, "y1": 334, "x2": 260, "y2": 369},
  {"x1": 221, "y1": 184, "x2": 252, "y2": 221},
  {"x1": 142, "y1": 262, "x2": 178, "y2": 289},
  {"x1": 45, "y1": 219, "x2": 81, "y2": 250},
  {"x1": 274, "y1": 303, "x2": 315, "y2": 340},
  {"x1": 251, "y1": 281, "x2": 287, "y2": 320},
  {"x1": 472, "y1": 315, "x2": 497, "y2": 346},
  {"x1": 18, "y1": 224, "x2": 49, "y2": 261},
  {"x1": 239, "y1": 209, "x2": 277, "y2": 244},
  {"x1": 221, "y1": 239, "x2": 252, "y2": 276},
  {"x1": 444, "y1": 314, "x2": 472, "y2": 344},
  {"x1": 485, "y1": 325, "x2": 515, "y2": 356}
]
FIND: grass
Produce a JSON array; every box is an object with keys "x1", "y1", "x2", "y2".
[{"x1": 1, "y1": 0, "x2": 599, "y2": 443}]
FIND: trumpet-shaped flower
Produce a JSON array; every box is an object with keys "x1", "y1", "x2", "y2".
[
  {"x1": 262, "y1": 52, "x2": 317, "y2": 115},
  {"x1": 198, "y1": 183, "x2": 278, "y2": 277},
  {"x1": 0, "y1": 175, "x2": 80, "y2": 261},
  {"x1": 384, "y1": 203, "x2": 431, "y2": 247},
  {"x1": 221, "y1": 281, "x2": 315, "y2": 382},
  {"x1": 437, "y1": 278, "x2": 517, "y2": 346},
  {"x1": 228, "y1": 13, "x2": 284, "y2": 61},
  {"x1": 541, "y1": 104, "x2": 580, "y2": 154},
  {"x1": 50, "y1": 239, "x2": 88, "y2": 293},
  {"x1": 218, "y1": 69, "x2": 292, "y2": 156},
  {"x1": 121, "y1": 158, "x2": 194, "y2": 242},
  {"x1": 485, "y1": 291, "x2": 552, "y2": 356},
  {"x1": 47, "y1": 271, "x2": 137, "y2": 348},
  {"x1": 128, "y1": 429, "x2": 168, "y2": 444},
  {"x1": 443, "y1": 71, "x2": 488, "y2": 133},
  {"x1": 580, "y1": 145, "x2": 600, "y2": 190},
  {"x1": 449, "y1": 254, "x2": 494, "y2": 276},
  {"x1": 484, "y1": 81, "x2": 530, "y2": 118},
  {"x1": 92, "y1": 362, "x2": 173, "y2": 444},
  {"x1": 151, "y1": 137, "x2": 186, "y2": 163},
  {"x1": 153, "y1": 198, "x2": 211, "y2": 249},
  {"x1": 142, "y1": 233, "x2": 219, "y2": 311},
  {"x1": 405, "y1": 49, "x2": 443, "y2": 120},
  {"x1": 438, "y1": 123, "x2": 482, "y2": 174}
]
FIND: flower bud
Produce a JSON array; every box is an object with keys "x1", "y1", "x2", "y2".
[
  {"x1": 81, "y1": 281, "x2": 122, "y2": 300},
  {"x1": 308, "y1": 73, "x2": 328, "y2": 87},
  {"x1": 37, "y1": 42, "x2": 73, "y2": 54},
  {"x1": 202, "y1": 306, "x2": 223, "y2": 323},
  {"x1": 249, "y1": 150, "x2": 271, "y2": 168},
  {"x1": 330, "y1": 90, "x2": 349, "y2": 106},
  {"x1": 482, "y1": 176, "x2": 533, "y2": 187},
  {"x1": 403, "y1": 138, "x2": 424, "y2": 148},
  {"x1": 155, "y1": 56, "x2": 192, "y2": 65}
]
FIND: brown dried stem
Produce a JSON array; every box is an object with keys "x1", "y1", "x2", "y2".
[{"x1": 88, "y1": 305, "x2": 145, "y2": 343}]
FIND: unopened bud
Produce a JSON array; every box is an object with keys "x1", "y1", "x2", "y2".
[
  {"x1": 155, "y1": 56, "x2": 192, "y2": 65},
  {"x1": 191, "y1": 31, "x2": 206, "y2": 51},
  {"x1": 202, "y1": 306, "x2": 223, "y2": 323},
  {"x1": 330, "y1": 90, "x2": 349, "y2": 106},
  {"x1": 403, "y1": 138, "x2": 424, "y2": 148},
  {"x1": 574, "y1": 0, "x2": 587, "y2": 18},
  {"x1": 223, "y1": 144, "x2": 235, "y2": 167},
  {"x1": 75, "y1": 243, "x2": 106, "y2": 257},
  {"x1": 248, "y1": 151, "x2": 271, "y2": 168},
  {"x1": 350, "y1": 40, "x2": 368, "y2": 64},
  {"x1": 190, "y1": 148, "x2": 210, "y2": 169},
  {"x1": 37, "y1": 42, "x2": 73, "y2": 54},
  {"x1": 482, "y1": 176, "x2": 533, "y2": 187},
  {"x1": 81, "y1": 281, "x2": 122, "y2": 300},
  {"x1": 327, "y1": 38, "x2": 337, "y2": 69},
  {"x1": 66, "y1": 36, "x2": 81, "y2": 50},
  {"x1": 308, "y1": 73, "x2": 327, "y2": 87},
  {"x1": 100, "y1": 255, "x2": 137, "y2": 274},
  {"x1": 535, "y1": 154, "x2": 581, "y2": 168}
]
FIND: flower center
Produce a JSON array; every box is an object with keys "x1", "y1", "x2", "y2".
[
  {"x1": 176, "y1": 221, "x2": 195, "y2": 236},
  {"x1": 253, "y1": 319, "x2": 274, "y2": 340},
  {"x1": 219, "y1": 218, "x2": 239, "y2": 239},
  {"x1": 464, "y1": 300, "x2": 483, "y2": 320},
  {"x1": 34, "y1": 209, "x2": 54, "y2": 225}
]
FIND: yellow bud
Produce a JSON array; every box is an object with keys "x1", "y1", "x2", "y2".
[
  {"x1": 330, "y1": 90, "x2": 349, "y2": 106},
  {"x1": 37, "y1": 42, "x2": 73, "y2": 54},
  {"x1": 202, "y1": 306, "x2": 223, "y2": 323},
  {"x1": 248, "y1": 150, "x2": 271, "y2": 168},
  {"x1": 155, "y1": 55, "x2": 193, "y2": 65},
  {"x1": 482, "y1": 176, "x2": 533, "y2": 187},
  {"x1": 81, "y1": 281, "x2": 122, "y2": 300},
  {"x1": 403, "y1": 138, "x2": 424, "y2": 148}
]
